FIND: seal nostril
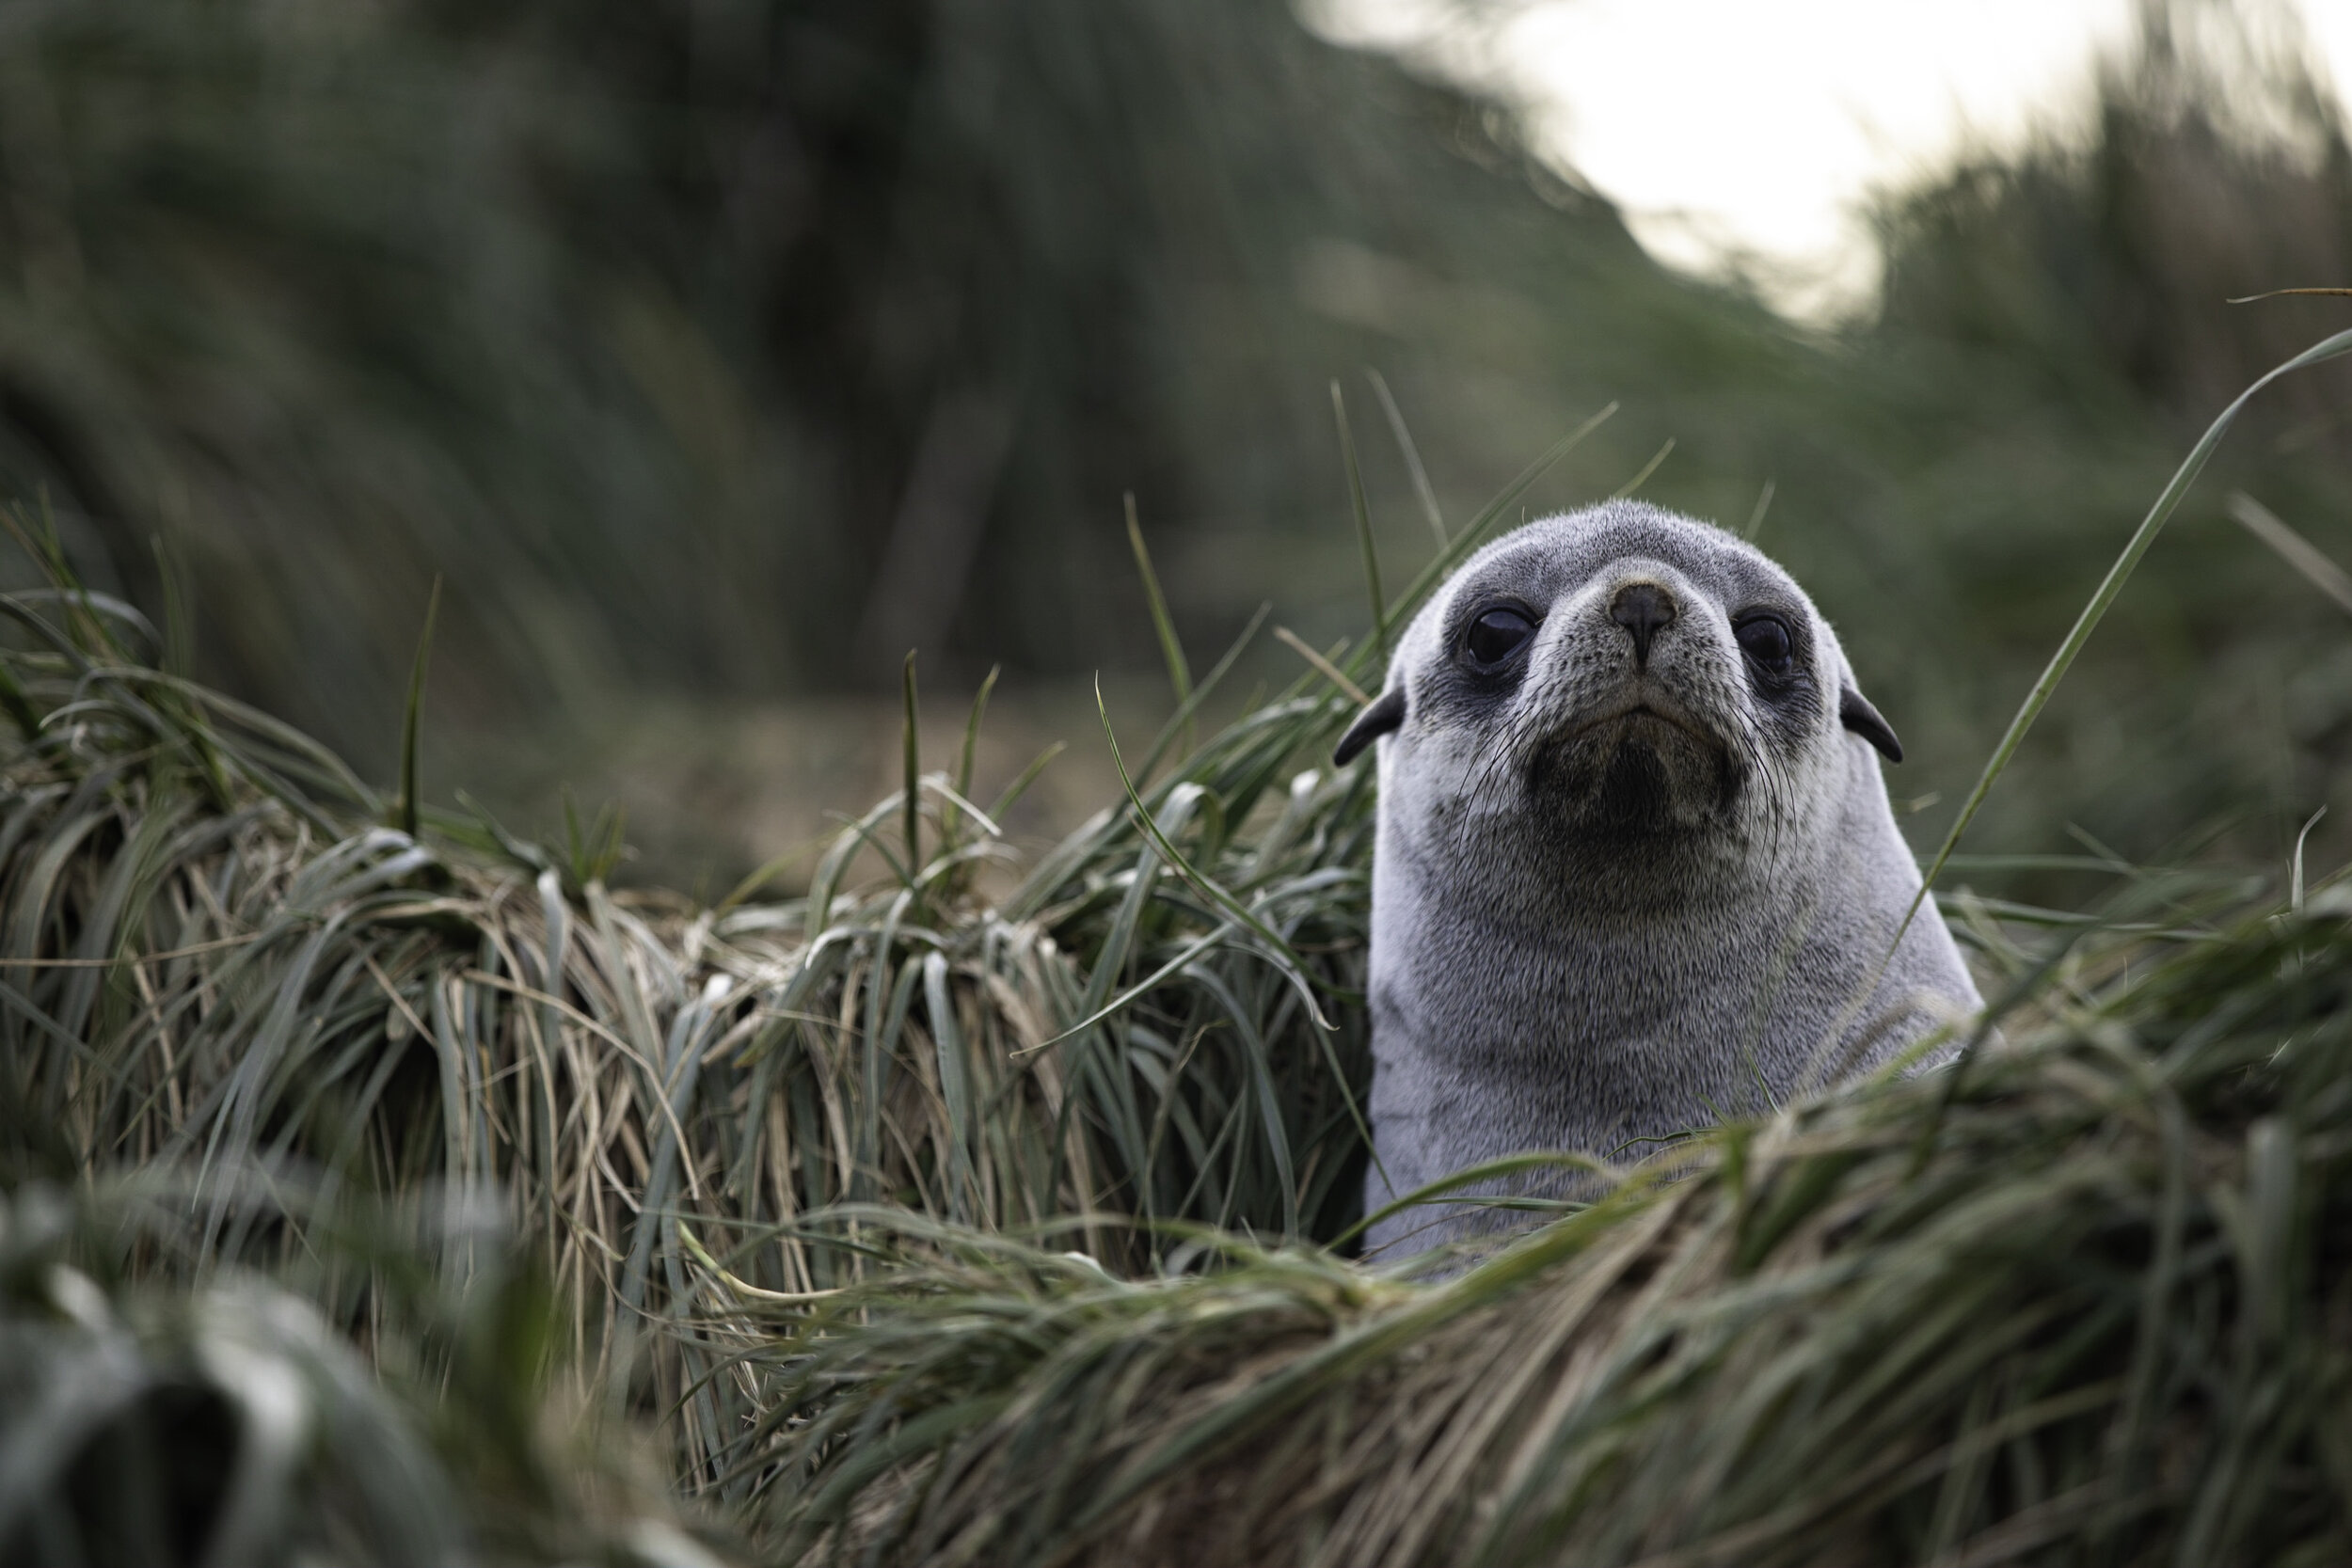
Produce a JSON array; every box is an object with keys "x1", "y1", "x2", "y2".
[{"x1": 1609, "y1": 582, "x2": 1677, "y2": 666}]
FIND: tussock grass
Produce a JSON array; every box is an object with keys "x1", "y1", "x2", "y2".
[
  {"x1": 695, "y1": 324, "x2": 2352, "y2": 1563},
  {"x1": 8, "y1": 321, "x2": 2352, "y2": 1563},
  {"x1": 0, "y1": 394, "x2": 1603, "y2": 1307},
  {"x1": 0, "y1": 504, "x2": 1392, "y2": 1486},
  {"x1": 717, "y1": 879, "x2": 2352, "y2": 1565}
]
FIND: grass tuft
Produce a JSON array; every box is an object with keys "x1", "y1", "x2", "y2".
[
  {"x1": 0, "y1": 527, "x2": 1379, "y2": 1498},
  {"x1": 708, "y1": 884, "x2": 2352, "y2": 1567}
]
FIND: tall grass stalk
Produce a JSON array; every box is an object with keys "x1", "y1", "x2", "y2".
[{"x1": 1905, "y1": 326, "x2": 2352, "y2": 935}]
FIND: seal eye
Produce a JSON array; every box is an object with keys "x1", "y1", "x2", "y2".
[
  {"x1": 1735, "y1": 613, "x2": 1793, "y2": 672},
  {"x1": 1463, "y1": 607, "x2": 1535, "y2": 667}
]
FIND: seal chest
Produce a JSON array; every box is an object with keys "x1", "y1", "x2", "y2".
[{"x1": 1335, "y1": 501, "x2": 1980, "y2": 1255}]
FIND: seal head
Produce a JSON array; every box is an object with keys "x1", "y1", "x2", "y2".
[{"x1": 1343, "y1": 501, "x2": 1979, "y2": 1254}]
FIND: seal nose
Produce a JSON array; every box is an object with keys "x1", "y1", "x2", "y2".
[{"x1": 1609, "y1": 582, "x2": 1677, "y2": 667}]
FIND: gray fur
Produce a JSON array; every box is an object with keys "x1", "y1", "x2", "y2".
[{"x1": 1354, "y1": 501, "x2": 1980, "y2": 1255}]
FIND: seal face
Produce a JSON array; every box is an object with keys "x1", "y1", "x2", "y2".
[{"x1": 1340, "y1": 501, "x2": 1979, "y2": 1255}]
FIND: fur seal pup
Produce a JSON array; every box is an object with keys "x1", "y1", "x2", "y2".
[{"x1": 1334, "y1": 500, "x2": 1980, "y2": 1255}]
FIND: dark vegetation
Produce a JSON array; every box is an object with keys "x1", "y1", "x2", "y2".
[
  {"x1": 11, "y1": 379, "x2": 2352, "y2": 1557},
  {"x1": 6, "y1": 0, "x2": 2352, "y2": 1562},
  {"x1": 1, "y1": 0, "x2": 2349, "y2": 888}
]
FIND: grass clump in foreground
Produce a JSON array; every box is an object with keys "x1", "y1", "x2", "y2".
[
  {"x1": 0, "y1": 1179, "x2": 709, "y2": 1566},
  {"x1": 5, "y1": 330, "x2": 2352, "y2": 1563},
  {"x1": 725, "y1": 877, "x2": 2352, "y2": 1565}
]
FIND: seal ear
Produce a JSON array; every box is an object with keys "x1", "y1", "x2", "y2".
[
  {"x1": 1839, "y1": 686, "x2": 1903, "y2": 764},
  {"x1": 1333, "y1": 688, "x2": 1406, "y2": 766}
]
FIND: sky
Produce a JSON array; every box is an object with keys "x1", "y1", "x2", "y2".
[{"x1": 1310, "y1": 0, "x2": 2352, "y2": 320}]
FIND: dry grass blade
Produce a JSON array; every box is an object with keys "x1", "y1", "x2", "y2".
[
  {"x1": 2226, "y1": 286, "x2": 2352, "y2": 302},
  {"x1": 1274, "y1": 626, "x2": 1371, "y2": 706},
  {"x1": 1742, "y1": 477, "x2": 1775, "y2": 542},
  {"x1": 2227, "y1": 491, "x2": 2352, "y2": 618}
]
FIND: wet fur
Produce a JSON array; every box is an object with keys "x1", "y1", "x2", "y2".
[{"x1": 1353, "y1": 502, "x2": 1981, "y2": 1254}]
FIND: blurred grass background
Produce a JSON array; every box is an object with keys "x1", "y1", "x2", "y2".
[
  {"x1": 2, "y1": 0, "x2": 2348, "y2": 894},
  {"x1": 8, "y1": 3, "x2": 2352, "y2": 1558}
]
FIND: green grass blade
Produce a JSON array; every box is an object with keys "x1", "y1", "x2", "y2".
[
  {"x1": 1093, "y1": 677, "x2": 1332, "y2": 1033},
  {"x1": 1366, "y1": 368, "x2": 1445, "y2": 546},
  {"x1": 1903, "y1": 326, "x2": 2352, "y2": 939},
  {"x1": 1332, "y1": 380, "x2": 1387, "y2": 664},
  {"x1": 955, "y1": 663, "x2": 1001, "y2": 845},
  {"x1": 987, "y1": 741, "x2": 1066, "y2": 824},
  {"x1": 1126, "y1": 495, "x2": 1192, "y2": 709},
  {"x1": 1609, "y1": 436, "x2": 1675, "y2": 499},
  {"x1": 1136, "y1": 602, "x2": 1271, "y2": 784},
  {"x1": 901, "y1": 650, "x2": 922, "y2": 895},
  {"x1": 396, "y1": 578, "x2": 440, "y2": 841},
  {"x1": 151, "y1": 532, "x2": 193, "y2": 678}
]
